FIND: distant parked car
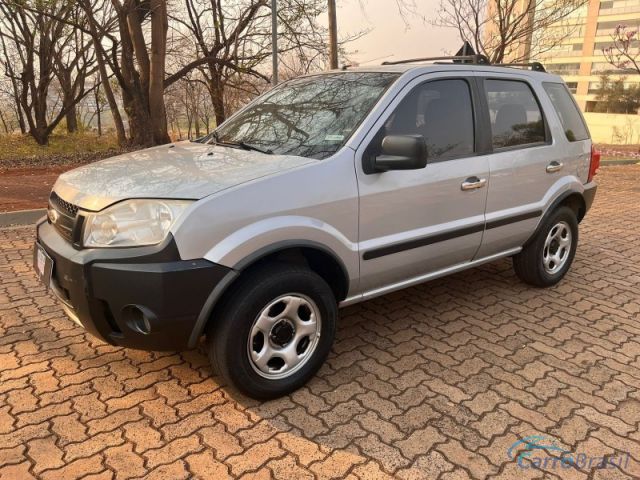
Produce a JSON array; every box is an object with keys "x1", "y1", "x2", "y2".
[{"x1": 35, "y1": 55, "x2": 599, "y2": 399}]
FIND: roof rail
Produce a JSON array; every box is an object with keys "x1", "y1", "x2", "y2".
[
  {"x1": 380, "y1": 42, "x2": 546, "y2": 72},
  {"x1": 492, "y1": 62, "x2": 546, "y2": 72},
  {"x1": 382, "y1": 54, "x2": 490, "y2": 66}
]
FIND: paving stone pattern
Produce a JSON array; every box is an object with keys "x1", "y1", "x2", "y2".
[{"x1": 1, "y1": 166, "x2": 639, "y2": 479}]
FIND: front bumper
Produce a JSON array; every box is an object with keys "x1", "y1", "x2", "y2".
[{"x1": 35, "y1": 220, "x2": 232, "y2": 351}]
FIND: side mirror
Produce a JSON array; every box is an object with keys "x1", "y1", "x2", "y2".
[{"x1": 369, "y1": 135, "x2": 428, "y2": 173}]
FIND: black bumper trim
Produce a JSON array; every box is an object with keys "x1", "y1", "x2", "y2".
[
  {"x1": 583, "y1": 183, "x2": 597, "y2": 214},
  {"x1": 36, "y1": 220, "x2": 232, "y2": 351}
]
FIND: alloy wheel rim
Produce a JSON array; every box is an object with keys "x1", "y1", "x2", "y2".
[
  {"x1": 247, "y1": 294, "x2": 322, "y2": 380},
  {"x1": 543, "y1": 221, "x2": 572, "y2": 275}
]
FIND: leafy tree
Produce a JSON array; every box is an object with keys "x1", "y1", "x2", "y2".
[{"x1": 594, "y1": 74, "x2": 640, "y2": 114}]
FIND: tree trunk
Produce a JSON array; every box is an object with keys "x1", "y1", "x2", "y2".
[
  {"x1": 65, "y1": 105, "x2": 78, "y2": 133},
  {"x1": 58, "y1": 69, "x2": 79, "y2": 133},
  {"x1": 99, "y1": 72, "x2": 126, "y2": 144},
  {"x1": 12, "y1": 88, "x2": 26, "y2": 134},
  {"x1": 149, "y1": 0, "x2": 170, "y2": 144},
  {"x1": 84, "y1": 11, "x2": 127, "y2": 145},
  {"x1": 0, "y1": 109, "x2": 9, "y2": 134},
  {"x1": 14, "y1": 103, "x2": 26, "y2": 134},
  {"x1": 95, "y1": 85, "x2": 102, "y2": 136},
  {"x1": 122, "y1": 89, "x2": 154, "y2": 146},
  {"x1": 208, "y1": 71, "x2": 226, "y2": 126},
  {"x1": 328, "y1": 0, "x2": 338, "y2": 69},
  {"x1": 30, "y1": 127, "x2": 49, "y2": 146}
]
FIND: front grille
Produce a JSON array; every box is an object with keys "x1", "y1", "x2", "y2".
[
  {"x1": 48, "y1": 192, "x2": 78, "y2": 243},
  {"x1": 50, "y1": 191, "x2": 79, "y2": 217}
]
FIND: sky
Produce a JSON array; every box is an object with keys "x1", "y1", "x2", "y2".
[{"x1": 333, "y1": 0, "x2": 461, "y2": 66}]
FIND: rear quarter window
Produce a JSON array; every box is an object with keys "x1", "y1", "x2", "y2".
[{"x1": 543, "y1": 83, "x2": 590, "y2": 142}]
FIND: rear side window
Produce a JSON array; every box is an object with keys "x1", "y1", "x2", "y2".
[
  {"x1": 543, "y1": 83, "x2": 590, "y2": 142},
  {"x1": 372, "y1": 79, "x2": 475, "y2": 161},
  {"x1": 484, "y1": 79, "x2": 546, "y2": 149}
]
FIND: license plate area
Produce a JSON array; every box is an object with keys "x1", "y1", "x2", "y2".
[{"x1": 34, "y1": 243, "x2": 54, "y2": 290}]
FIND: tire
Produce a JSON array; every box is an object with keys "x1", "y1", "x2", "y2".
[
  {"x1": 206, "y1": 262, "x2": 337, "y2": 400},
  {"x1": 513, "y1": 206, "x2": 578, "y2": 288}
]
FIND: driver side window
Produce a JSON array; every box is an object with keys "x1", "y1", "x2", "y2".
[{"x1": 370, "y1": 79, "x2": 476, "y2": 161}]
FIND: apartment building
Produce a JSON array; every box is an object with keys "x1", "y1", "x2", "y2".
[{"x1": 540, "y1": 0, "x2": 640, "y2": 112}]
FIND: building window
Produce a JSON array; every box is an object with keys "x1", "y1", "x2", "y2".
[
  {"x1": 588, "y1": 82, "x2": 602, "y2": 94},
  {"x1": 585, "y1": 101, "x2": 598, "y2": 113},
  {"x1": 546, "y1": 63, "x2": 581, "y2": 76},
  {"x1": 590, "y1": 62, "x2": 640, "y2": 75},
  {"x1": 599, "y1": 0, "x2": 640, "y2": 15}
]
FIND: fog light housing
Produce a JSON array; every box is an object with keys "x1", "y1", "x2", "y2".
[{"x1": 122, "y1": 305, "x2": 156, "y2": 335}]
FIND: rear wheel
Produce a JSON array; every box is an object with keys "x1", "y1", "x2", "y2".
[
  {"x1": 207, "y1": 262, "x2": 337, "y2": 400},
  {"x1": 513, "y1": 206, "x2": 578, "y2": 287}
]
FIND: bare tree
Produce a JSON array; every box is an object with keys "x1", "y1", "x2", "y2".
[
  {"x1": 0, "y1": 0, "x2": 98, "y2": 144},
  {"x1": 0, "y1": 77, "x2": 19, "y2": 133},
  {"x1": 0, "y1": 41, "x2": 26, "y2": 133},
  {"x1": 53, "y1": 6, "x2": 98, "y2": 133},
  {"x1": 434, "y1": 0, "x2": 588, "y2": 64},
  {"x1": 172, "y1": 0, "x2": 331, "y2": 125},
  {"x1": 78, "y1": 0, "x2": 172, "y2": 146},
  {"x1": 0, "y1": 0, "x2": 355, "y2": 148},
  {"x1": 603, "y1": 24, "x2": 640, "y2": 75}
]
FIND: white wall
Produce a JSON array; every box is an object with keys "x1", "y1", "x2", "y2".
[{"x1": 584, "y1": 112, "x2": 640, "y2": 144}]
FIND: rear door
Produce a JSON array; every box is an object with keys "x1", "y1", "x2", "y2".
[
  {"x1": 355, "y1": 73, "x2": 490, "y2": 294},
  {"x1": 474, "y1": 74, "x2": 561, "y2": 259}
]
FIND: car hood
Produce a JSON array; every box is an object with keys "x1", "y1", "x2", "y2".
[{"x1": 53, "y1": 141, "x2": 315, "y2": 211}]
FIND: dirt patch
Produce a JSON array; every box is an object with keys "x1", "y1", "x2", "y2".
[{"x1": 0, "y1": 165, "x2": 80, "y2": 212}]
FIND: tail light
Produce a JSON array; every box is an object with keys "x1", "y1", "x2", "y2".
[{"x1": 588, "y1": 145, "x2": 600, "y2": 182}]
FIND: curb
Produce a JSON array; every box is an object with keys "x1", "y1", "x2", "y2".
[
  {"x1": 0, "y1": 209, "x2": 46, "y2": 227},
  {"x1": 601, "y1": 159, "x2": 639, "y2": 166}
]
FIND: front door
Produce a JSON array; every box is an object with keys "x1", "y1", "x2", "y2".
[{"x1": 356, "y1": 75, "x2": 490, "y2": 294}]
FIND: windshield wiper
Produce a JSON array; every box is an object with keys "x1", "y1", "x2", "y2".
[
  {"x1": 232, "y1": 141, "x2": 273, "y2": 155},
  {"x1": 208, "y1": 131, "x2": 273, "y2": 154}
]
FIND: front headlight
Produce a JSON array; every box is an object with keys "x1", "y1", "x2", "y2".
[{"x1": 83, "y1": 199, "x2": 193, "y2": 248}]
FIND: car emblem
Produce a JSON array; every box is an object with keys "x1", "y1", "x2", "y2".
[{"x1": 48, "y1": 208, "x2": 59, "y2": 224}]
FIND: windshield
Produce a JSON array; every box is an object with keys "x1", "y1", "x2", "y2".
[{"x1": 209, "y1": 72, "x2": 399, "y2": 159}]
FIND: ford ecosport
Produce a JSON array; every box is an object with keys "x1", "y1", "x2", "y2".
[{"x1": 34, "y1": 56, "x2": 599, "y2": 399}]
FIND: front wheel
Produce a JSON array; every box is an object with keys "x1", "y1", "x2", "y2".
[
  {"x1": 513, "y1": 206, "x2": 579, "y2": 288},
  {"x1": 207, "y1": 263, "x2": 337, "y2": 400}
]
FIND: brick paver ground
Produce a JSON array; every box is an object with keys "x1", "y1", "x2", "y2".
[{"x1": 1, "y1": 166, "x2": 639, "y2": 480}]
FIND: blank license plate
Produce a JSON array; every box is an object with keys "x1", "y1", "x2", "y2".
[{"x1": 34, "y1": 243, "x2": 54, "y2": 289}]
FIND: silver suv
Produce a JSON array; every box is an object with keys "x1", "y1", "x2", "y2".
[{"x1": 34, "y1": 58, "x2": 599, "y2": 399}]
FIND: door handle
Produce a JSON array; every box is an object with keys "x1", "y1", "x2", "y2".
[
  {"x1": 461, "y1": 177, "x2": 487, "y2": 191},
  {"x1": 546, "y1": 161, "x2": 564, "y2": 173}
]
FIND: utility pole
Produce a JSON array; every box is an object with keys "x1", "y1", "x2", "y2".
[
  {"x1": 271, "y1": 0, "x2": 279, "y2": 85},
  {"x1": 328, "y1": 0, "x2": 338, "y2": 69}
]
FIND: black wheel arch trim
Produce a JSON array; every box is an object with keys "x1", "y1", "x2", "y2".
[
  {"x1": 522, "y1": 189, "x2": 589, "y2": 248},
  {"x1": 188, "y1": 239, "x2": 350, "y2": 348}
]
